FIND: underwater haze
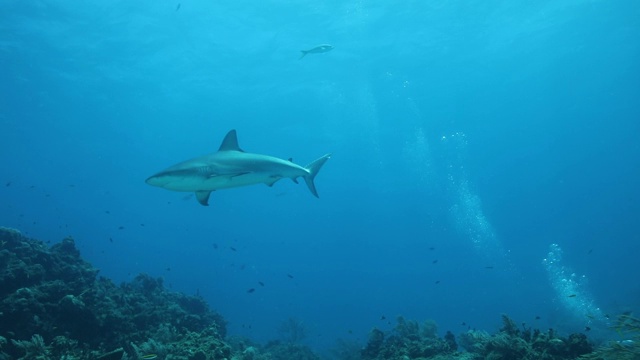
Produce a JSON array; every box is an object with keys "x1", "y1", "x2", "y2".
[{"x1": 1, "y1": 0, "x2": 640, "y2": 353}]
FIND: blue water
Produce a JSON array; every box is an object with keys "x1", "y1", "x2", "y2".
[{"x1": 2, "y1": 0, "x2": 639, "y2": 354}]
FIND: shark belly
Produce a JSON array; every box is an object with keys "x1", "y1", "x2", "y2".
[{"x1": 146, "y1": 162, "x2": 309, "y2": 192}]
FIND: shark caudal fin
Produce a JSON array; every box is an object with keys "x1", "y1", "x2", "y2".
[{"x1": 303, "y1": 154, "x2": 331, "y2": 197}]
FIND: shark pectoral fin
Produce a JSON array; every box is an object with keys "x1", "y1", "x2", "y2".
[
  {"x1": 195, "y1": 191, "x2": 212, "y2": 206},
  {"x1": 291, "y1": 178, "x2": 299, "y2": 184}
]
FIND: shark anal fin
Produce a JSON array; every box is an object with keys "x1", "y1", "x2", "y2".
[{"x1": 195, "y1": 191, "x2": 212, "y2": 206}]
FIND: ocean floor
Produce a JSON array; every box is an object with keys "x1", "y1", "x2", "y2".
[{"x1": 0, "y1": 227, "x2": 637, "y2": 360}]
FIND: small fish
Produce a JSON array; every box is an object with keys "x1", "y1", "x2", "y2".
[
  {"x1": 230, "y1": 247, "x2": 237, "y2": 252},
  {"x1": 176, "y1": 3, "x2": 181, "y2": 11},
  {"x1": 5, "y1": 182, "x2": 10, "y2": 187},
  {"x1": 141, "y1": 355, "x2": 157, "y2": 360},
  {"x1": 568, "y1": 294, "x2": 577, "y2": 298},
  {"x1": 118, "y1": 226, "x2": 124, "y2": 230},
  {"x1": 535, "y1": 316, "x2": 541, "y2": 320},
  {"x1": 166, "y1": 267, "x2": 171, "y2": 271},
  {"x1": 140, "y1": 223, "x2": 145, "y2": 227},
  {"x1": 105, "y1": 210, "x2": 110, "y2": 214},
  {"x1": 587, "y1": 249, "x2": 593, "y2": 254},
  {"x1": 247, "y1": 288, "x2": 255, "y2": 293},
  {"x1": 432, "y1": 260, "x2": 438, "y2": 264},
  {"x1": 213, "y1": 243, "x2": 218, "y2": 249},
  {"x1": 429, "y1": 247, "x2": 435, "y2": 250},
  {"x1": 380, "y1": 315, "x2": 386, "y2": 320},
  {"x1": 586, "y1": 314, "x2": 595, "y2": 319},
  {"x1": 585, "y1": 326, "x2": 591, "y2": 332},
  {"x1": 258, "y1": 281, "x2": 265, "y2": 287},
  {"x1": 109, "y1": 238, "x2": 113, "y2": 243},
  {"x1": 485, "y1": 266, "x2": 494, "y2": 269},
  {"x1": 435, "y1": 280, "x2": 440, "y2": 284},
  {"x1": 287, "y1": 274, "x2": 294, "y2": 279},
  {"x1": 299, "y1": 44, "x2": 334, "y2": 60},
  {"x1": 461, "y1": 322, "x2": 466, "y2": 326}
]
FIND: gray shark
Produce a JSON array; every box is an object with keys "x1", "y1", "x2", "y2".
[
  {"x1": 299, "y1": 44, "x2": 334, "y2": 59},
  {"x1": 146, "y1": 130, "x2": 331, "y2": 206}
]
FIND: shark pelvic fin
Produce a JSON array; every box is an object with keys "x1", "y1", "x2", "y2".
[
  {"x1": 265, "y1": 177, "x2": 281, "y2": 187},
  {"x1": 195, "y1": 191, "x2": 212, "y2": 206},
  {"x1": 218, "y1": 130, "x2": 243, "y2": 152},
  {"x1": 303, "y1": 154, "x2": 331, "y2": 198}
]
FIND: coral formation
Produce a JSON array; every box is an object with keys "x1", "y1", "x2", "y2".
[
  {"x1": 579, "y1": 313, "x2": 640, "y2": 360},
  {"x1": 278, "y1": 317, "x2": 307, "y2": 344},
  {"x1": 0, "y1": 227, "x2": 323, "y2": 360},
  {"x1": 361, "y1": 316, "x2": 458, "y2": 360},
  {"x1": 0, "y1": 227, "x2": 229, "y2": 360},
  {"x1": 360, "y1": 314, "x2": 595, "y2": 360},
  {"x1": 0, "y1": 226, "x2": 627, "y2": 360},
  {"x1": 457, "y1": 314, "x2": 593, "y2": 360}
]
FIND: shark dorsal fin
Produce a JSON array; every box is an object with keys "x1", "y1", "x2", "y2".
[{"x1": 218, "y1": 129, "x2": 243, "y2": 152}]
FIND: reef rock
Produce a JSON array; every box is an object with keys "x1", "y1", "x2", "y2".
[{"x1": 0, "y1": 227, "x2": 228, "y2": 359}]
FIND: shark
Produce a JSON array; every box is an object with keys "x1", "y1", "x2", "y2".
[
  {"x1": 299, "y1": 44, "x2": 334, "y2": 59},
  {"x1": 145, "y1": 130, "x2": 331, "y2": 206}
]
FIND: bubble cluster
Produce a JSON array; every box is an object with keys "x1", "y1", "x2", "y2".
[{"x1": 543, "y1": 243, "x2": 607, "y2": 327}]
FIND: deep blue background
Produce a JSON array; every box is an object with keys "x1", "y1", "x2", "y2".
[{"x1": 1, "y1": 0, "x2": 639, "y2": 354}]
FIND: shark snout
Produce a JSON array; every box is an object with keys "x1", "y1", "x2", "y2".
[{"x1": 145, "y1": 175, "x2": 166, "y2": 187}]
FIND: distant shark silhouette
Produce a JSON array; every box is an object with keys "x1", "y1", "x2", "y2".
[
  {"x1": 299, "y1": 44, "x2": 334, "y2": 59},
  {"x1": 146, "y1": 130, "x2": 331, "y2": 206}
]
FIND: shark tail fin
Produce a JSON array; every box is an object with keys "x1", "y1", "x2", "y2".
[{"x1": 303, "y1": 154, "x2": 331, "y2": 198}]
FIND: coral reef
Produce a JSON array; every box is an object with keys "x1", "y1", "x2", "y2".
[
  {"x1": 0, "y1": 227, "x2": 230, "y2": 360},
  {"x1": 278, "y1": 317, "x2": 307, "y2": 344},
  {"x1": 0, "y1": 226, "x2": 621, "y2": 360},
  {"x1": 457, "y1": 314, "x2": 592, "y2": 360},
  {"x1": 579, "y1": 313, "x2": 640, "y2": 360},
  {"x1": 361, "y1": 316, "x2": 458, "y2": 360},
  {"x1": 359, "y1": 314, "x2": 594, "y2": 360},
  {"x1": 0, "y1": 227, "x2": 326, "y2": 360}
]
